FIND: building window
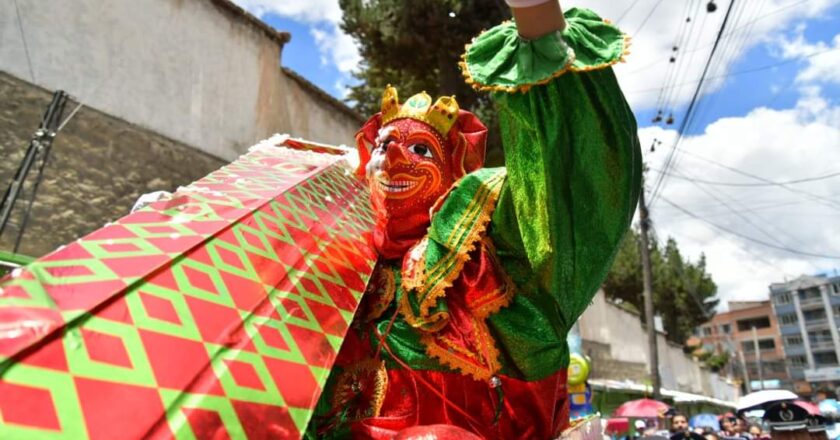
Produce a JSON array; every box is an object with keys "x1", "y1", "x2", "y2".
[
  {"x1": 800, "y1": 288, "x2": 822, "y2": 301},
  {"x1": 720, "y1": 324, "x2": 731, "y2": 334},
  {"x1": 741, "y1": 339, "x2": 776, "y2": 352},
  {"x1": 808, "y1": 329, "x2": 833, "y2": 345},
  {"x1": 814, "y1": 351, "x2": 839, "y2": 366},
  {"x1": 833, "y1": 283, "x2": 840, "y2": 295},
  {"x1": 832, "y1": 305, "x2": 840, "y2": 317},
  {"x1": 779, "y1": 313, "x2": 798, "y2": 326},
  {"x1": 775, "y1": 292, "x2": 792, "y2": 305},
  {"x1": 702, "y1": 326, "x2": 712, "y2": 336},
  {"x1": 737, "y1": 317, "x2": 771, "y2": 331},
  {"x1": 789, "y1": 355, "x2": 807, "y2": 367},
  {"x1": 785, "y1": 335, "x2": 803, "y2": 346},
  {"x1": 765, "y1": 360, "x2": 787, "y2": 373},
  {"x1": 804, "y1": 309, "x2": 827, "y2": 322}
]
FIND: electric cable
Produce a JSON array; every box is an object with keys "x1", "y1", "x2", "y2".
[
  {"x1": 660, "y1": 196, "x2": 840, "y2": 260},
  {"x1": 651, "y1": 168, "x2": 840, "y2": 187},
  {"x1": 617, "y1": 0, "x2": 645, "y2": 25},
  {"x1": 649, "y1": 0, "x2": 739, "y2": 206},
  {"x1": 678, "y1": 150, "x2": 840, "y2": 211},
  {"x1": 633, "y1": 0, "x2": 668, "y2": 36},
  {"x1": 661, "y1": 165, "x2": 793, "y2": 248},
  {"x1": 628, "y1": 47, "x2": 837, "y2": 95},
  {"x1": 623, "y1": 0, "x2": 817, "y2": 76},
  {"x1": 12, "y1": 0, "x2": 35, "y2": 82}
]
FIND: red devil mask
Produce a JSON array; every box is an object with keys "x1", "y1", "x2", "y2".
[{"x1": 355, "y1": 87, "x2": 488, "y2": 260}]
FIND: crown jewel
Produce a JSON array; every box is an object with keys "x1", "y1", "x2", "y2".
[{"x1": 380, "y1": 85, "x2": 460, "y2": 137}]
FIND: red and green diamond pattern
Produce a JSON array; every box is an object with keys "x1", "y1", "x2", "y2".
[{"x1": 0, "y1": 141, "x2": 377, "y2": 439}]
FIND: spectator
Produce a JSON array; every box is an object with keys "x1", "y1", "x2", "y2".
[
  {"x1": 671, "y1": 414, "x2": 690, "y2": 435},
  {"x1": 719, "y1": 415, "x2": 738, "y2": 438}
]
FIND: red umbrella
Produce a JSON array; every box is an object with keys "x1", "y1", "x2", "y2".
[
  {"x1": 794, "y1": 400, "x2": 821, "y2": 416},
  {"x1": 605, "y1": 418, "x2": 631, "y2": 434},
  {"x1": 613, "y1": 398, "x2": 672, "y2": 418}
]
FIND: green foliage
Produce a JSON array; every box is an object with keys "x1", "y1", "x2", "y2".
[
  {"x1": 704, "y1": 351, "x2": 730, "y2": 372},
  {"x1": 603, "y1": 228, "x2": 719, "y2": 344},
  {"x1": 338, "y1": 0, "x2": 510, "y2": 165}
]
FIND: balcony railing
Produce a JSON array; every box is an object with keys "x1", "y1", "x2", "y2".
[
  {"x1": 800, "y1": 296, "x2": 825, "y2": 308},
  {"x1": 804, "y1": 318, "x2": 829, "y2": 327},
  {"x1": 809, "y1": 341, "x2": 835, "y2": 350}
]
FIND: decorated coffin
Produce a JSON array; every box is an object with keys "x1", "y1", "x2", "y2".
[{"x1": 0, "y1": 135, "x2": 377, "y2": 439}]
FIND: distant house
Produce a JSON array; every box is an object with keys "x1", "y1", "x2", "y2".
[
  {"x1": 770, "y1": 274, "x2": 840, "y2": 396},
  {"x1": 695, "y1": 300, "x2": 791, "y2": 393}
]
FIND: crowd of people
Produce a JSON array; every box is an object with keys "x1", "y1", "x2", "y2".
[{"x1": 627, "y1": 413, "x2": 771, "y2": 440}]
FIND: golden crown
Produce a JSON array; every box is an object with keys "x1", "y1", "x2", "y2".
[{"x1": 380, "y1": 85, "x2": 460, "y2": 137}]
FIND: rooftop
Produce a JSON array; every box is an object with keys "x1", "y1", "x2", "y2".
[{"x1": 208, "y1": 0, "x2": 291, "y2": 47}]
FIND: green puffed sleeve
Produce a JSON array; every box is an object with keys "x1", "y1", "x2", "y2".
[{"x1": 462, "y1": 8, "x2": 642, "y2": 330}]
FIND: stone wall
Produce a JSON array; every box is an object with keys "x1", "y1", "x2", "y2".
[
  {"x1": 0, "y1": 0, "x2": 362, "y2": 160},
  {"x1": 579, "y1": 290, "x2": 740, "y2": 402},
  {"x1": 582, "y1": 339, "x2": 650, "y2": 383},
  {"x1": 0, "y1": 72, "x2": 226, "y2": 257}
]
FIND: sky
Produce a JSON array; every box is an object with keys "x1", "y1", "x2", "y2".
[{"x1": 232, "y1": 0, "x2": 840, "y2": 310}]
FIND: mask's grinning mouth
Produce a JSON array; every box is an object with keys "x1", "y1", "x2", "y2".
[{"x1": 378, "y1": 179, "x2": 418, "y2": 193}]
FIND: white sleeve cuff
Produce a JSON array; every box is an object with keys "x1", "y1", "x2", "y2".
[{"x1": 505, "y1": 0, "x2": 554, "y2": 8}]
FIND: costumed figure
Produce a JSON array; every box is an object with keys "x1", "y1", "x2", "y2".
[{"x1": 308, "y1": 1, "x2": 641, "y2": 438}]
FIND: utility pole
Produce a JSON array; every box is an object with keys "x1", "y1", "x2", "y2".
[
  {"x1": 752, "y1": 326, "x2": 764, "y2": 390},
  {"x1": 639, "y1": 167, "x2": 662, "y2": 399},
  {"x1": 0, "y1": 90, "x2": 68, "y2": 253},
  {"x1": 739, "y1": 348, "x2": 752, "y2": 393}
]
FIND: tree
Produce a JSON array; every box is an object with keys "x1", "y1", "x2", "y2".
[
  {"x1": 339, "y1": 0, "x2": 510, "y2": 165},
  {"x1": 603, "y1": 228, "x2": 719, "y2": 344}
]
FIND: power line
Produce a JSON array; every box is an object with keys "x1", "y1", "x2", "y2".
[
  {"x1": 653, "y1": 0, "x2": 699, "y2": 115},
  {"x1": 660, "y1": 196, "x2": 840, "y2": 260},
  {"x1": 633, "y1": 0, "x2": 668, "y2": 36},
  {"x1": 683, "y1": 0, "x2": 765, "y2": 139},
  {"x1": 628, "y1": 48, "x2": 837, "y2": 95},
  {"x1": 652, "y1": 168, "x2": 840, "y2": 187},
  {"x1": 678, "y1": 150, "x2": 840, "y2": 211},
  {"x1": 12, "y1": 0, "x2": 35, "y2": 82},
  {"x1": 649, "y1": 0, "x2": 739, "y2": 206},
  {"x1": 621, "y1": 0, "x2": 816, "y2": 77},
  {"x1": 659, "y1": 166, "x2": 794, "y2": 248},
  {"x1": 617, "y1": 0, "x2": 645, "y2": 25}
]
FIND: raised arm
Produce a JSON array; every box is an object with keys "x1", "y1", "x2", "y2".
[
  {"x1": 509, "y1": 0, "x2": 566, "y2": 39},
  {"x1": 461, "y1": 3, "x2": 642, "y2": 329}
]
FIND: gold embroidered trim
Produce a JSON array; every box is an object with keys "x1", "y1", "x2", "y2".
[
  {"x1": 460, "y1": 21, "x2": 631, "y2": 94},
  {"x1": 401, "y1": 171, "x2": 506, "y2": 320},
  {"x1": 418, "y1": 239, "x2": 516, "y2": 381},
  {"x1": 397, "y1": 282, "x2": 450, "y2": 333},
  {"x1": 364, "y1": 266, "x2": 396, "y2": 322},
  {"x1": 421, "y1": 319, "x2": 502, "y2": 381},
  {"x1": 470, "y1": 239, "x2": 516, "y2": 320}
]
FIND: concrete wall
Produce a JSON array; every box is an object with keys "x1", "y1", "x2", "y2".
[
  {"x1": 579, "y1": 291, "x2": 739, "y2": 402},
  {"x1": 0, "y1": 0, "x2": 362, "y2": 161}
]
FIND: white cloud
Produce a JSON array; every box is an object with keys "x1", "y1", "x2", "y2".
[
  {"x1": 233, "y1": 0, "x2": 342, "y2": 23},
  {"x1": 777, "y1": 31, "x2": 840, "y2": 84},
  {"x1": 640, "y1": 88, "x2": 840, "y2": 306},
  {"x1": 562, "y1": 0, "x2": 840, "y2": 110},
  {"x1": 232, "y1": 0, "x2": 361, "y2": 74},
  {"x1": 334, "y1": 78, "x2": 351, "y2": 99},
  {"x1": 311, "y1": 25, "x2": 361, "y2": 73},
  {"x1": 233, "y1": 0, "x2": 839, "y2": 108}
]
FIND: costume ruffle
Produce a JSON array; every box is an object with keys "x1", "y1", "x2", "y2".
[{"x1": 460, "y1": 8, "x2": 629, "y2": 93}]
